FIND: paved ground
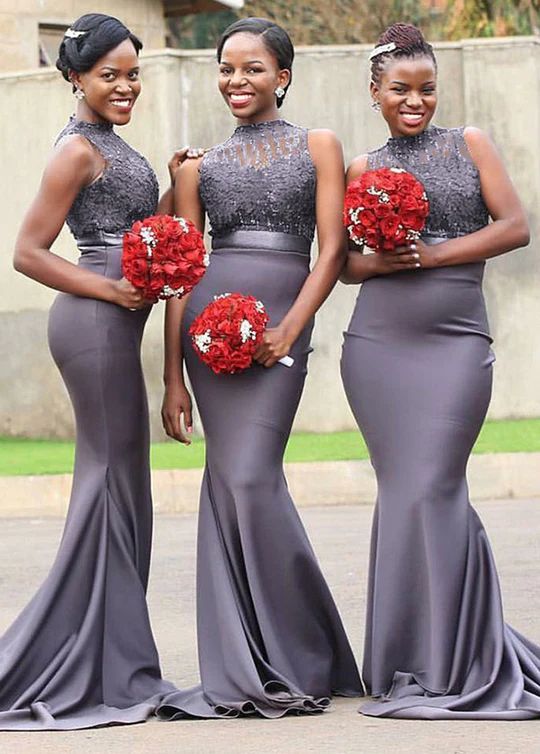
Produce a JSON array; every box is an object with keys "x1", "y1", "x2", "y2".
[{"x1": 0, "y1": 499, "x2": 539, "y2": 753}]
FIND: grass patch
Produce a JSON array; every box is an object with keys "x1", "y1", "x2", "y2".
[{"x1": 1, "y1": 418, "x2": 539, "y2": 477}]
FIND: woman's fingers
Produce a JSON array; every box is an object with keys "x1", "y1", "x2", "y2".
[
  {"x1": 161, "y1": 406, "x2": 191, "y2": 445},
  {"x1": 253, "y1": 342, "x2": 269, "y2": 362},
  {"x1": 161, "y1": 408, "x2": 174, "y2": 438},
  {"x1": 399, "y1": 253, "x2": 421, "y2": 267},
  {"x1": 186, "y1": 148, "x2": 205, "y2": 159},
  {"x1": 382, "y1": 247, "x2": 420, "y2": 269},
  {"x1": 173, "y1": 405, "x2": 191, "y2": 445},
  {"x1": 183, "y1": 401, "x2": 193, "y2": 434},
  {"x1": 173, "y1": 147, "x2": 189, "y2": 161},
  {"x1": 171, "y1": 147, "x2": 205, "y2": 163}
]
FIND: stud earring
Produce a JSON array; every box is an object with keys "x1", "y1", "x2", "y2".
[
  {"x1": 275, "y1": 86, "x2": 286, "y2": 99},
  {"x1": 371, "y1": 100, "x2": 381, "y2": 112},
  {"x1": 74, "y1": 87, "x2": 85, "y2": 101}
]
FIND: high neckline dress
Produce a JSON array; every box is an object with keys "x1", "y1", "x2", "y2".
[
  {"x1": 0, "y1": 118, "x2": 176, "y2": 730},
  {"x1": 341, "y1": 125, "x2": 540, "y2": 719},
  {"x1": 157, "y1": 118, "x2": 363, "y2": 719}
]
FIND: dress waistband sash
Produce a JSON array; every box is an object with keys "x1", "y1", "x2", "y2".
[
  {"x1": 76, "y1": 231, "x2": 126, "y2": 252},
  {"x1": 212, "y1": 230, "x2": 311, "y2": 255}
]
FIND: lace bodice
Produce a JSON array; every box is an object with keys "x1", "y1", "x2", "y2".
[
  {"x1": 199, "y1": 119, "x2": 317, "y2": 242},
  {"x1": 55, "y1": 117, "x2": 159, "y2": 239},
  {"x1": 368, "y1": 126, "x2": 489, "y2": 238}
]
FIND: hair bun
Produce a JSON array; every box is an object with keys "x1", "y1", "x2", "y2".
[
  {"x1": 377, "y1": 22, "x2": 427, "y2": 51},
  {"x1": 54, "y1": 13, "x2": 142, "y2": 86}
]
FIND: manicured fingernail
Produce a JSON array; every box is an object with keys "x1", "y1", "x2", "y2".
[
  {"x1": 413, "y1": 253, "x2": 420, "y2": 259},
  {"x1": 187, "y1": 426, "x2": 193, "y2": 433},
  {"x1": 415, "y1": 263, "x2": 421, "y2": 268}
]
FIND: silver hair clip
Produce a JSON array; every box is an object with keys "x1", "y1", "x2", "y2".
[
  {"x1": 368, "y1": 42, "x2": 397, "y2": 60},
  {"x1": 65, "y1": 28, "x2": 88, "y2": 39}
]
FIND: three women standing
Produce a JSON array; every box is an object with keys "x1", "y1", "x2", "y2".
[
  {"x1": 5, "y1": 9, "x2": 539, "y2": 729},
  {"x1": 342, "y1": 23, "x2": 540, "y2": 719}
]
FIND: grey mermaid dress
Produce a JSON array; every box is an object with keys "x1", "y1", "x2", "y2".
[
  {"x1": 0, "y1": 118, "x2": 175, "y2": 730},
  {"x1": 341, "y1": 125, "x2": 540, "y2": 719},
  {"x1": 157, "y1": 119, "x2": 363, "y2": 719}
]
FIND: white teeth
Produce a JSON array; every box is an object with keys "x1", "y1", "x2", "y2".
[
  {"x1": 230, "y1": 93, "x2": 252, "y2": 101},
  {"x1": 111, "y1": 100, "x2": 131, "y2": 108},
  {"x1": 402, "y1": 113, "x2": 423, "y2": 121}
]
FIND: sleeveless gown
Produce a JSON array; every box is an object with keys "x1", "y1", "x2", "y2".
[
  {"x1": 341, "y1": 126, "x2": 540, "y2": 719},
  {"x1": 157, "y1": 119, "x2": 363, "y2": 719},
  {"x1": 0, "y1": 118, "x2": 175, "y2": 729}
]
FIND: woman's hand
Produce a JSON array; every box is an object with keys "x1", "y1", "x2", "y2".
[
  {"x1": 405, "y1": 238, "x2": 440, "y2": 269},
  {"x1": 168, "y1": 147, "x2": 205, "y2": 186},
  {"x1": 253, "y1": 325, "x2": 294, "y2": 368},
  {"x1": 368, "y1": 246, "x2": 418, "y2": 275},
  {"x1": 371, "y1": 238, "x2": 436, "y2": 274},
  {"x1": 108, "y1": 277, "x2": 149, "y2": 309},
  {"x1": 161, "y1": 381, "x2": 193, "y2": 444}
]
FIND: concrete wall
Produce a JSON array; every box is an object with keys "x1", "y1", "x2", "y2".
[
  {"x1": 0, "y1": 1, "x2": 167, "y2": 73},
  {"x1": 1, "y1": 37, "x2": 539, "y2": 439}
]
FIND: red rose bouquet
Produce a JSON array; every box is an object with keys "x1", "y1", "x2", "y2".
[
  {"x1": 122, "y1": 214, "x2": 208, "y2": 303},
  {"x1": 343, "y1": 167, "x2": 429, "y2": 252},
  {"x1": 189, "y1": 293, "x2": 293, "y2": 375}
]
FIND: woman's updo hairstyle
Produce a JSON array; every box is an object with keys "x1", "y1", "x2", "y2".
[
  {"x1": 216, "y1": 17, "x2": 294, "y2": 108},
  {"x1": 56, "y1": 13, "x2": 142, "y2": 91},
  {"x1": 370, "y1": 23, "x2": 436, "y2": 85}
]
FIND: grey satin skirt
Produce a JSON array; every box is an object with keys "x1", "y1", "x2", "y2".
[
  {"x1": 157, "y1": 230, "x2": 363, "y2": 719},
  {"x1": 0, "y1": 236, "x2": 174, "y2": 730},
  {"x1": 341, "y1": 249, "x2": 540, "y2": 719}
]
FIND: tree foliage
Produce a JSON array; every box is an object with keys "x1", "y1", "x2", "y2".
[
  {"x1": 445, "y1": 0, "x2": 539, "y2": 38},
  {"x1": 167, "y1": 10, "x2": 238, "y2": 50},
  {"x1": 238, "y1": 0, "x2": 435, "y2": 44},
  {"x1": 166, "y1": 0, "x2": 540, "y2": 49}
]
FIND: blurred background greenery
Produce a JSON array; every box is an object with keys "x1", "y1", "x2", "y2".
[{"x1": 168, "y1": 1, "x2": 540, "y2": 50}]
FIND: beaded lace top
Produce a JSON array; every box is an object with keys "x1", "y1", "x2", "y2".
[
  {"x1": 368, "y1": 126, "x2": 489, "y2": 238},
  {"x1": 200, "y1": 119, "x2": 317, "y2": 242},
  {"x1": 55, "y1": 117, "x2": 159, "y2": 239}
]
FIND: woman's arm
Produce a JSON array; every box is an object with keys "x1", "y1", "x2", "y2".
[
  {"x1": 340, "y1": 154, "x2": 422, "y2": 284},
  {"x1": 161, "y1": 157, "x2": 205, "y2": 444},
  {"x1": 157, "y1": 147, "x2": 205, "y2": 215},
  {"x1": 254, "y1": 130, "x2": 349, "y2": 368},
  {"x1": 409, "y1": 128, "x2": 529, "y2": 269},
  {"x1": 14, "y1": 136, "x2": 145, "y2": 309}
]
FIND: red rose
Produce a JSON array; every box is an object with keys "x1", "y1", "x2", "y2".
[
  {"x1": 380, "y1": 215, "x2": 400, "y2": 238},
  {"x1": 359, "y1": 210, "x2": 377, "y2": 228},
  {"x1": 371, "y1": 174, "x2": 395, "y2": 192},
  {"x1": 373, "y1": 203, "x2": 394, "y2": 219}
]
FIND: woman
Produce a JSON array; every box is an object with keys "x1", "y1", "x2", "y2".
[
  {"x1": 341, "y1": 23, "x2": 540, "y2": 719},
  {"x1": 158, "y1": 17, "x2": 363, "y2": 719},
  {"x1": 1, "y1": 13, "x2": 192, "y2": 730}
]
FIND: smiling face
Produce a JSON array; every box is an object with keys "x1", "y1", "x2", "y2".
[
  {"x1": 218, "y1": 32, "x2": 290, "y2": 124},
  {"x1": 371, "y1": 56, "x2": 437, "y2": 138},
  {"x1": 71, "y1": 38, "x2": 141, "y2": 126}
]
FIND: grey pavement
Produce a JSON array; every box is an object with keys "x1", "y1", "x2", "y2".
[{"x1": 0, "y1": 499, "x2": 539, "y2": 754}]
